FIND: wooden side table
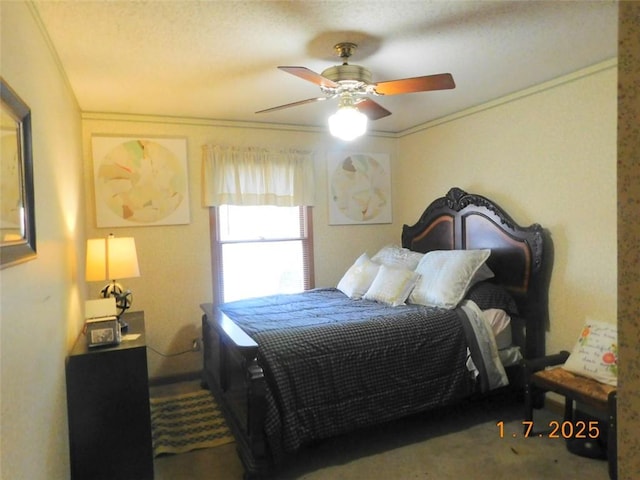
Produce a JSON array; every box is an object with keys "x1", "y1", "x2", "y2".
[
  {"x1": 523, "y1": 351, "x2": 617, "y2": 480},
  {"x1": 66, "y1": 311, "x2": 154, "y2": 480}
]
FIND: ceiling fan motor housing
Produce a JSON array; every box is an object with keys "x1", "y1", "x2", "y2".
[{"x1": 320, "y1": 64, "x2": 373, "y2": 94}]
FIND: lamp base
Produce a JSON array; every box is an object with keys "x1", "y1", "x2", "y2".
[
  {"x1": 100, "y1": 281, "x2": 133, "y2": 331},
  {"x1": 118, "y1": 317, "x2": 129, "y2": 333}
]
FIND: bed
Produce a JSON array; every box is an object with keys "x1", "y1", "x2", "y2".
[{"x1": 200, "y1": 187, "x2": 552, "y2": 479}]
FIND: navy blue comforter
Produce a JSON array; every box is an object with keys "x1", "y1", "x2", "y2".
[{"x1": 220, "y1": 288, "x2": 475, "y2": 461}]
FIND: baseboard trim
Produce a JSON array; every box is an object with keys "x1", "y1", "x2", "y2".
[
  {"x1": 149, "y1": 370, "x2": 202, "y2": 387},
  {"x1": 545, "y1": 397, "x2": 608, "y2": 421}
]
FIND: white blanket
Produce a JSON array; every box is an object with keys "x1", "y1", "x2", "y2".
[{"x1": 461, "y1": 300, "x2": 509, "y2": 390}]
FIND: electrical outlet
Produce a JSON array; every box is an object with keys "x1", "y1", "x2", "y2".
[{"x1": 191, "y1": 338, "x2": 201, "y2": 352}]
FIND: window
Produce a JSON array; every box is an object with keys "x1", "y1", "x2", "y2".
[{"x1": 210, "y1": 205, "x2": 314, "y2": 304}]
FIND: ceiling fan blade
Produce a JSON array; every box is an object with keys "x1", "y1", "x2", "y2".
[
  {"x1": 374, "y1": 73, "x2": 455, "y2": 95},
  {"x1": 356, "y1": 98, "x2": 392, "y2": 120},
  {"x1": 255, "y1": 96, "x2": 328, "y2": 114},
  {"x1": 278, "y1": 66, "x2": 339, "y2": 89}
]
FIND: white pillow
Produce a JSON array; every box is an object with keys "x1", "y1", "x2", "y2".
[
  {"x1": 336, "y1": 253, "x2": 381, "y2": 299},
  {"x1": 363, "y1": 264, "x2": 419, "y2": 307},
  {"x1": 482, "y1": 308, "x2": 512, "y2": 350},
  {"x1": 371, "y1": 244, "x2": 424, "y2": 270},
  {"x1": 563, "y1": 320, "x2": 618, "y2": 386},
  {"x1": 474, "y1": 263, "x2": 495, "y2": 284},
  {"x1": 408, "y1": 249, "x2": 491, "y2": 309}
]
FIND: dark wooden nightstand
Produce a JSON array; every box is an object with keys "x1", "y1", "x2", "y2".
[{"x1": 66, "y1": 311, "x2": 154, "y2": 480}]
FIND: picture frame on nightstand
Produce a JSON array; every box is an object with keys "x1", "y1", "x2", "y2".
[{"x1": 85, "y1": 316, "x2": 121, "y2": 348}]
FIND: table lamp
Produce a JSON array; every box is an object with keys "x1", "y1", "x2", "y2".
[{"x1": 86, "y1": 234, "x2": 140, "y2": 330}]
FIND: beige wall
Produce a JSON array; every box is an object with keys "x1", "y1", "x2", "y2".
[
  {"x1": 397, "y1": 62, "x2": 618, "y2": 356},
  {"x1": 81, "y1": 116, "x2": 398, "y2": 378},
  {"x1": 1, "y1": 2, "x2": 85, "y2": 479}
]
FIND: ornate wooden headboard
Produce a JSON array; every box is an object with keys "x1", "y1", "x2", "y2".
[{"x1": 401, "y1": 187, "x2": 553, "y2": 359}]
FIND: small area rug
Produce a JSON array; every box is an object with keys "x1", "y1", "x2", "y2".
[{"x1": 150, "y1": 389, "x2": 234, "y2": 456}]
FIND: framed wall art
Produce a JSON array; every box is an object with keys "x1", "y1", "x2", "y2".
[
  {"x1": 91, "y1": 136, "x2": 190, "y2": 227},
  {"x1": 1, "y1": 78, "x2": 36, "y2": 269},
  {"x1": 327, "y1": 152, "x2": 392, "y2": 225}
]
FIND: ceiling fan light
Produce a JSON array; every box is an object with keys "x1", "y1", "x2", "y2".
[{"x1": 328, "y1": 106, "x2": 368, "y2": 141}]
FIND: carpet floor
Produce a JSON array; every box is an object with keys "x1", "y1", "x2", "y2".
[{"x1": 152, "y1": 381, "x2": 610, "y2": 480}]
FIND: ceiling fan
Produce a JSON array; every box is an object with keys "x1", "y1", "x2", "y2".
[{"x1": 256, "y1": 42, "x2": 456, "y2": 125}]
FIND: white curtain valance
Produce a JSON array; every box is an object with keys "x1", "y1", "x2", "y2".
[{"x1": 202, "y1": 145, "x2": 315, "y2": 207}]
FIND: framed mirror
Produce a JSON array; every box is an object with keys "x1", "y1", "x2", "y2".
[{"x1": 1, "y1": 78, "x2": 36, "y2": 268}]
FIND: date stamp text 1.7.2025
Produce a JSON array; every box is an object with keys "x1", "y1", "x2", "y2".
[{"x1": 496, "y1": 421, "x2": 600, "y2": 439}]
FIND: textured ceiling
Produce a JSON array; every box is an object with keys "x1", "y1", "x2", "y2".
[{"x1": 32, "y1": 1, "x2": 618, "y2": 134}]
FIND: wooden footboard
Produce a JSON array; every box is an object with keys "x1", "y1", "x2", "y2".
[{"x1": 200, "y1": 303, "x2": 270, "y2": 479}]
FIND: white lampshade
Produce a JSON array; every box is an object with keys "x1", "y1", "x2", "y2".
[
  {"x1": 328, "y1": 105, "x2": 368, "y2": 141},
  {"x1": 86, "y1": 235, "x2": 140, "y2": 281},
  {"x1": 85, "y1": 238, "x2": 107, "y2": 281}
]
